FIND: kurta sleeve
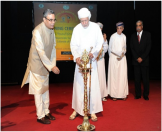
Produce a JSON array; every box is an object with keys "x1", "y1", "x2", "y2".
[
  {"x1": 70, "y1": 28, "x2": 82, "y2": 62},
  {"x1": 130, "y1": 35, "x2": 139, "y2": 60},
  {"x1": 50, "y1": 32, "x2": 56, "y2": 67},
  {"x1": 33, "y1": 30, "x2": 55, "y2": 72},
  {"x1": 91, "y1": 26, "x2": 103, "y2": 61},
  {"x1": 140, "y1": 33, "x2": 151, "y2": 61}
]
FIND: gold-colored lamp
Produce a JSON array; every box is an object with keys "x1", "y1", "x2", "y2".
[{"x1": 77, "y1": 48, "x2": 95, "y2": 131}]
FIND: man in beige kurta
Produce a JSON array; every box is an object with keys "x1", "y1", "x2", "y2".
[{"x1": 21, "y1": 9, "x2": 60, "y2": 124}]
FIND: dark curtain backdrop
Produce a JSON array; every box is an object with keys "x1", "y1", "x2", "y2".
[{"x1": 1, "y1": 1, "x2": 161, "y2": 84}]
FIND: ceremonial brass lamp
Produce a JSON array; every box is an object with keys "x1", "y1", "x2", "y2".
[{"x1": 77, "y1": 48, "x2": 95, "y2": 131}]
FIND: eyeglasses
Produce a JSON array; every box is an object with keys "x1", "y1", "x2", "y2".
[{"x1": 45, "y1": 17, "x2": 57, "y2": 22}]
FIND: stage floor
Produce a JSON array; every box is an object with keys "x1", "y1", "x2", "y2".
[{"x1": 1, "y1": 80, "x2": 161, "y2": 131}]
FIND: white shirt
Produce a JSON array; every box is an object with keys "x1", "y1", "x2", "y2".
[{"x1": 137, "y1": 30, "x2": 143, "y2": 41}]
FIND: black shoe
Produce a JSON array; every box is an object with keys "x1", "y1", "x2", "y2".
[
  {"x1": 45, "y1": 113, "x2": 55, "y2": 120},
  {"x1": 135, "y1": 96, "x2": 141, "y2": 99},
  {"x1": 144, "y1": 96, "x2": 149, "y2": 100},
  {"x1": 37, "y1": 117, "x2": 51, "y2": 124}
]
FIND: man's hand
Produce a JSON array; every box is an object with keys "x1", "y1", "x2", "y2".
[
  {"x1": 88, "y1": 53, "x2": 94, "y2": 60},
  {"x1": 137, "y1": 57, "x2": 143, "y2": 63},
  {"x1": 76, "y1": 57, "x2": 81, "y2": 65},
  {"x1": 103, "y1": 33, "x2": 107, "y2": 41},
  {"x1": 52, "y1": 66, "x2": 60, "y2": 74},
  {"x1": 117, "y1": 57, "x2": 122, "y2": 61},
  {"x1": 117, "y1": 52, "x2": 124, "y2": 61},
  {"x1": 121, "y1": 52, "x2": 125, "y2": 58}
]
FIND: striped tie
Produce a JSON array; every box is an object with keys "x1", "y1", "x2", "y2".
[{"x1": 137, "y1": 32, "x2": 140, "y2": 43}]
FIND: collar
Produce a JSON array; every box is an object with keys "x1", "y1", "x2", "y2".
[
  {"x1": 42, "y1": 22, "x2": 54, "y2": 31},
  {"x1": 137, "y1": 30, "x2": 143, "y2": 35}
]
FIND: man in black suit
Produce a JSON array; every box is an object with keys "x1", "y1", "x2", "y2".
[{"x1": 130, "y1": 20, "x2": 151, "y2": 100}]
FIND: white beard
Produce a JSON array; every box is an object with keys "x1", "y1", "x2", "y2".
[
  {"x1": 81, "y1": 21, "x2": 90, "y2": 29},
  {"x1": 82, "y1": 24, "x2": 89, "y2": 29},
  {"x1": 83, "y1": 26, "x2": 88, "y2": 29}
]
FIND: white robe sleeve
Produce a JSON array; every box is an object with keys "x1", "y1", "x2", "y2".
[
  {"x1": 103, "y1": 39, "x2": 108, "y2": 53},
  {"x1": 122, "y1": 35, "x2": 127, "y2": 54},
  {"x1": 91, "y1": 26, "x2": 103, "y2": 61},
  {"x1": 70, "y1": 29, "x2": 81, "y2": 62},
  {"x1": 108, "y1": 35, "x2": 113, "y2": 56},
  {"x1": 33, "y1": 30, "x2": 56, "y2": 72}
]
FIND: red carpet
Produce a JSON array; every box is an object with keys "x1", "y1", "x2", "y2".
[{"x1": 1, "y1": 80, "x2": 161, "y2": 131}]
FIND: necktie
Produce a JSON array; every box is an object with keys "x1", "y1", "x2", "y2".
[{"x1": 137, "y1": 33, "x2": 140, "y2": 43}]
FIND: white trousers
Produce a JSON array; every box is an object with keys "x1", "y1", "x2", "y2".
[{"x1": 34, "y1": 90, "x2": 50, "y2": 119}]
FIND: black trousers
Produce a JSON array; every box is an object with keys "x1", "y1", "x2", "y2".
[{"x1": 134, "y1": 65, "x2": 149, "y2": 97}]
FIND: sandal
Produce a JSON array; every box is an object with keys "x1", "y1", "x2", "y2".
[
  {"x1": 69, "y1": 111, "x2": 78, "y2": 120},
  {"x1": 91, "y1": 114, "x2": 98, "y2": 122},
  {"x1": 102, "y1": 98, "x2": 107, "y2": 101},
  {"x1": 113, "y1": 98, "x2": 117, "y2": 101}
]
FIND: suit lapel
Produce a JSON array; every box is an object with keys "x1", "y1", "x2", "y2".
[
  {"x1": 135, "y1": 33, "x2": 139, "y2": 44},
  {"x1": 140, "y1": 31, "x2": 144, "y2": 44}
]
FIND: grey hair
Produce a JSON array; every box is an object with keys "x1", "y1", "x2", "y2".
[
  {"x1": 43, "y1": 9, "x2": 55, "y2": 18},
  {"x1": 136, "y1": 20, "x2": 143, "y2": 26}
]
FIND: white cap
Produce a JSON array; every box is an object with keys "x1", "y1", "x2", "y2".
[
  {"x1": 78, "y1": 7, "x2": 91, "y2": 20},
  {"x1": 97, "y1": 22, "x2": 103, "y2": 29}
]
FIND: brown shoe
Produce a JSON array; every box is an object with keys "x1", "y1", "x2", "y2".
[
  {"x1": 37, "y1": 117, "x2": 51, "y2": 124},
  {"x1": 45, "y1": 113, "x2": 55, "y2": 120}
]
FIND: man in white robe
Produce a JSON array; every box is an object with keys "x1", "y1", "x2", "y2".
[
  {"x1": 21, "y1": 9, "x2": 60, "y2": 124},
  {"x1": 107, "y1": 22, "x2": 128, "y2": 101},
  {"x1": 70, "y1": 8, "x2": 103, "y2": 122},
  {"x1": 96, "y1": 22, "x2": 108, "y2": 101}
]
